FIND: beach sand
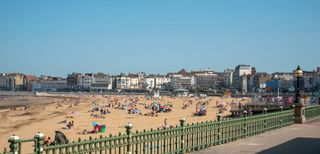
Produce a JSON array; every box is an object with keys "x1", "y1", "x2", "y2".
[{"x1": 0, "y1": 94, "x2": 250, "y2": 152}]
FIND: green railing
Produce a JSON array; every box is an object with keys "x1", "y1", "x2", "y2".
[
  {"x1": 4, "y1": 109, "x2": 297, "y2": 154},
  {"x1": 305, "y1": 105, "x2": 320, "y2": 120}
]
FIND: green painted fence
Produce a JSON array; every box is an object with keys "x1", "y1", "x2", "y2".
[
  {"x1": 305, "y1": 105, "x2": 320, "y2": 120},
  {"x1": 3, "y1": 105, "x2": 320, "y2": 154}
]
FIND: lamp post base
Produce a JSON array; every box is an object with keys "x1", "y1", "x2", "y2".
[
  {"x1": 294, "y1": 103, "x2": 306, "y2": 124},
  {"x1": 295, "y1": 117, "x2": 306, "y2": 124}
]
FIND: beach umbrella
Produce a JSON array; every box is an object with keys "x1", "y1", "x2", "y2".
[{"x1": 92, "y1": 122, "x2": 99, "y2": 126}]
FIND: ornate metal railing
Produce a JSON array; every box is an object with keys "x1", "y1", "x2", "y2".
[
  {"x1": 305, "y1": 105, "x2": 320, "y2": 120},
  {"x1": 2, "y1": 108, "x2": 298, "y2": 154}
]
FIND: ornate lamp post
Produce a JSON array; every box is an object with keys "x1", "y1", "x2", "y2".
[{"x1": 293, "y1": 65, "x2": 306, "y2": 123}]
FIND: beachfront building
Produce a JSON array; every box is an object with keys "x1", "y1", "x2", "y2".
[
  {"x1": 155, "y1": 75, "x2": 171, "y2": 89},
  {"x1": 272, "y1": 72, "x2": 294, "y2": 88},
  {"x1": 240, "y1": 75, "x2": 248, "y2": 94},
  {"x1": 224, "y1": 69, "x2": 234, "y2": 88},
  {"x1": 23, "y1": 75, "x2": 38, "y2": 91},
  {"x1": 144, "y1": 77, "x2": 155, "y2": 91},
  {"x1": 137, "y1": 72, "x2": 146, "y2": 89},
  {"x1": 67, "y1": 73, "x2": 82, "y2": 89},
  {"x1": 169, "y1": 75, "x2": 195, "y2": 90},
  {"x1": 233, "y1": 65, "x2": 252, "y2": 93},
  {"x1": 269, "y1": 72, "x2": 294, "y2": 92},
  {"x1": 33, "y1": 77, "x2": 68, "y2": 92},
  {"x1": 250, "y1": 73, "x2": 271, "y2": 92},
  {"x1": 114, "y1": 73, "x2": 141, "y2": 90},
  {"x1": 128, "y1": 74, "x2": 140, "y2": 89},
  {"x1": 0, "y1": 73, "x2": 27, "y2": 91},
  {"x1": 143, "y1": 75, "x2": 171, "y2": 91},
  {"x1": 90, "y1": 73, "x2": 112, "y2": 92},
  {"x1": 192, "y1": 69, "x2": 217, "y2": 91},
  {"x1": 43, "y1": 80, "x2": 68, "y2": 91},
  {"x1": 167, "y1": 69, "x2": 196, "y2": 91},
  {"x1": 77, "y1": 73, "x2": 95, "y2": 90},
  {"x1": 0, "y1": 74, "x2": 7, "y2": 90},
  {"x1": 115, "y1": 73, "x2": 129, "y2": 90},
  {"x1": 301, "y1": 71, "x2": 319, "y2": 92}
]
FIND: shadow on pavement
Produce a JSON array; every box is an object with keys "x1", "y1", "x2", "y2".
[{"x1": 257, "y1": 137, "x2": 320, "y2": 154}]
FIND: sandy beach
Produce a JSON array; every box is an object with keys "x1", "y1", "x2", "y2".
[{"x1": 0, "y1": 94, "x2": 250, "y2": 151}]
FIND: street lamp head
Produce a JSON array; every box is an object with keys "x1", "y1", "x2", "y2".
[{"x1": 294, "y1": 65, "x2": 303, "y2": 77}]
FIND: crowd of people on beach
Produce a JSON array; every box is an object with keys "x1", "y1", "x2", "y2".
[{"x1": 32, "y1": 94, "x2": 246, "y2": 144}]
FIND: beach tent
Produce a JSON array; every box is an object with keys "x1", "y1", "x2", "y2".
[{"x1": 51, "y1": 131, "x2": 69, "y2": 145}]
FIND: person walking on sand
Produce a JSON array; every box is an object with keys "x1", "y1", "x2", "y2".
[{"x1": 196, "y1": 103, "x2": 199, "y2": 114}]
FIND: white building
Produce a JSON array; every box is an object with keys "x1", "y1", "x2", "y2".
[
  {"x1": 129, "y1": 76, "x2": 139, "y2": 89},
  {"x1": 115, "y1": 74, "x2": 140, "y2": 90},
  {"x1": 224, "y1": 69, "x2": 234, "y2": 88},
  {"x1": 77, "y1": 73, "x2": 95, "y2": 89},
  {"x1": 144, "y1": 76, "x2": 171, "y2": 90},
  {"x1": 155, "y1": 76, "x2": 171, "y2": 89},
  {"x1": 32, "y1": 79, "x2": 67, "y2": 92},
  {"x1": 144, "y1": 77, "x2": 155, "y2": 91},
  {"x1": 170, "y1": 75, "x2": 195, "y2": 90},
  {"x1": 90, "y1": 73, "x2": 112, "y2": 92},
  {"x1": 233, "y1": 65, "x2": 252, "y2": 92},
  {"x1": 192, "y1": 70, "x2": 217, "y2": 90}
]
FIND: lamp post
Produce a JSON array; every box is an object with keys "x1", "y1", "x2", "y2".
[
  {"x1": 294, "y1": 65, "x2": 303, "y2": 103},
  {"x1": 293, "y1": 65, "x2": 306, "y2": 124}
]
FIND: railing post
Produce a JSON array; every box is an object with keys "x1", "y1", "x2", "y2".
[
  {"x1": 263, "y1": 108, "x2": 268, "y2": 132},
  {"x1": 263, "y1": 108, "x2": 268, "y2": 114},
  {"x1": 8, "y1": 134, "x2": 20, "y2": 154},
  {"x1": 125, "y1": 122, "x2": 133, "y2": 154},
  {"x1": 279, "y1": 106, "x2": 284, "y2": 127},
  {"x1": 34, "y1": 132, "x2": 45, "y2": 154},
  {"x1": 243, "y1": 110, "x2": 248, "y2": 138},
  {"x1": 179, "y1": 117, "x2": 186, "y2": 154},
  {"x1": 217, "y1": 113, "x2": 222, "y2": 145}
]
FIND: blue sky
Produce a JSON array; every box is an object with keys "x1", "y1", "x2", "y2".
[{"x1": 1, "y1": 0, "x2": 320, "y2": 76}]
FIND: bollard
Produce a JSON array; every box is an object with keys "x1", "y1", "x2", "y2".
[
  {"x1": 179, "y1": 117, "x2": 186, "y2": 154},
  {"x1": 34, "y1": 132, "x2": 45, "y2": 154},
  {"x1": 280, "y1": 106, "x2": 283, "y2": 112},
  {"x1": 8, "y1": 134, "x2": 20, "y2": 154},
  {"x1": 125, "y1": 122, "x2": 133, "y2": 154}
]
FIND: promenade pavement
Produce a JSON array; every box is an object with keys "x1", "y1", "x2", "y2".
[{"x1": 192, "y1": 118, "x2": 320, "y2": 154}]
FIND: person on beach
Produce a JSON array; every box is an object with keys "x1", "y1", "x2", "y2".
[
  {"x1": 162, "y1": 118, "x2": 169, "y2": 129},
  {"x1": 44, "y1": 136, "x2": 51, "y2": 146}
]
